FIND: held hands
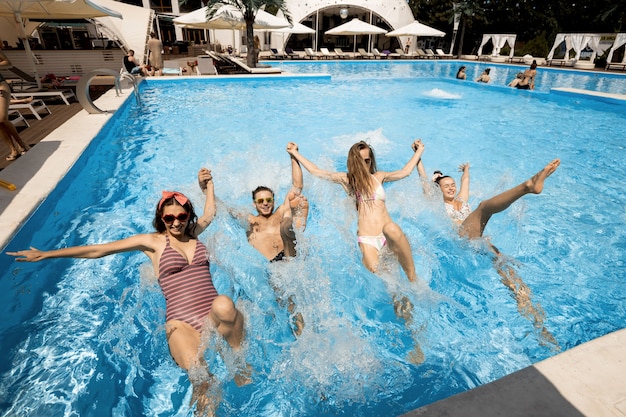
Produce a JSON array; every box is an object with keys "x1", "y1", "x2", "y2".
[
  {"x1": 198, "y1": 168, "x2": 213, "y2": 191},
  {"x1": 411, "y1": 139, "x2": 424, "y2": 153},
  {"x1": 286, "y1": 142, "x2": 299, "y2": 155},
  {"x1": 6, "y1": 247, "x2": 44, "y2": 262}
]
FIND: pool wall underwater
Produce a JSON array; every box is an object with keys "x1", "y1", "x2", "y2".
[{"x1": 1, "y1": 61, "x2": 625, "y2": 416}]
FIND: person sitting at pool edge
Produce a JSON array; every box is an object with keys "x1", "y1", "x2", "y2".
[
  {"x1": 476, "y1": 68, "x2": 491, "y2": 83},
  {"x1": 456, "y1": 66, "x2": 466, "y2": 80},
  {"x1": 242, "y1": 142, "x2": 309, "y2": 335},
  {"x1": 8, "y1": 170, "x2": 247, "y2": 415},
  {"x1": 509, "y1": 61, "x2": 537, "y2": 90},
  {"x1": 123, "y1": 49, "x2": 150, "y2": 76}
]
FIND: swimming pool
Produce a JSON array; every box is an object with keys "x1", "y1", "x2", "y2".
[
  {"x1": 1, "y1": 62, "x2": 625, "y2": 416},
  {"x1": 276, "y1": 59, "x2": 626, "y2": 94}
]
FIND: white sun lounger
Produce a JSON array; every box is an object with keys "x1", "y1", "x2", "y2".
[
  {"x1": 11, "y1": 90, "x2": 76, "y2": 106},
  {"x1": 9, "y1": 99, "x2": 51, "y2": 120},
  {"x1": 8, "y1": 109, "x2": 30, "y2": 128}
]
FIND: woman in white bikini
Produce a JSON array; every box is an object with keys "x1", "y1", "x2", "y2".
[
  {"x1": 288, "y1": 140, "x2": 425, "y2": 282},
  {"x1": 415, "y1": 148, "x2": 561, "y2": 348}
]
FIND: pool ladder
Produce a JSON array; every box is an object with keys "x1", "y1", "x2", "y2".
[{"x1": 76, "y1": 69, "x2": 141, "y2": 114}]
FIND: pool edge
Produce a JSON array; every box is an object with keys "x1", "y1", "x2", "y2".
[
  {"x1": 403, "y1": 327, "x2": 626, "y2": 417},
  {"x1": 0, "y1": 87, "x2": 129, "y2": 250}
]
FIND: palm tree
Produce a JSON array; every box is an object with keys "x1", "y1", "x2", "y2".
[
  {"x1": 205, "y1": 0, "x2": 291, "y2": 67},
  {"x1": 448, "y1": 1, "x2": 485, "y2": 56}
]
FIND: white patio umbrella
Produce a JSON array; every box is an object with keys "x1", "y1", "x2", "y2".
[
  {"x1": 270, "y1": 21, "x2": 315, "y2": 50},
  {"x1": 0, "y1": 0, "x2": 123, "y2": 88},
  {"x1": 272, "y1": 21, "x2": 315, "y2": 35},
  {"x1": 174, "y1": 5, "x2": 288, "y2": 51},
  {"x1": 385, "y1": 20, "x2": 446, "y2": 38},
  {"x1": 173, "y1": 5, "x2": 288, "y2": 30},
  {"x1": 386, "y1": 20, "x2": 445, "y2": 54},
  {"x1": 325, "y1": 18, "x2": 387, "y2": 53}
]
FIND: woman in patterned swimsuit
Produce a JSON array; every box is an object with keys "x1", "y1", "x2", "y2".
[
  {"x1": 415, "y1": 150, "x2": 562, "y2": 349},
  {"x1": 8, "y1": 168, "x2": 245, "y2": 413},
  {"x1": 415, "y1": 152, "x2": 560, "y2": 239},
  {"x1": 288, "y1": 140, "x2": 425, "y2": 282}
]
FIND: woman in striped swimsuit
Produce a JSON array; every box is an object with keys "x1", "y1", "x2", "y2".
[{"x1": 8, "y1": 168, "x2": 245, "y2": 414}]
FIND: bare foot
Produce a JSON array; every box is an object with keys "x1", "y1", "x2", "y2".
[
  {"x1": 527, "y1": 159, "x2": 560, "y2": 194},
  {"x1": 292, "y1": 312, "x2": 305, "y2": 336},
  {"x1": 407, "y1": 343, "x2": 425, "y2": 365},
  {"x1": 191, "y1": 379, "x2": 218, "y2": 417},
  {"x1": 393, "y1": 295, "x2": 414, "y2": 324}
]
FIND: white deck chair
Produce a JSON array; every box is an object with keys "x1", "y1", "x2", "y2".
[
  {"x1": 8, "y1": 109, "x2": 30, "y2": 128},
  {"x1": 358, "y1": 48, "x2": 375, "y2": 59},
  {"x1": 162, "y1": 60, "x2": 183, "y2": 76},
  {"x1": 436, "y1": 49, "x2": 454, "y2": 58},
  {"x1": 9, "y1": 98, "x2": 51, "y2": 120},
  {"x1": 320, "y1": 48, "x2": 337, "y2": 59},
  {"x1": 305, "y1": 48, "x2": 322, "y2": 59},
  {"x1": 196, "y1": 55, "x2": 217, "y2": 75}
]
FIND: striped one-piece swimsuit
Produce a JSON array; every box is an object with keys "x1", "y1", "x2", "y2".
[{"x1": 158, "y1": 235, "x2": 218, "y2": 332}]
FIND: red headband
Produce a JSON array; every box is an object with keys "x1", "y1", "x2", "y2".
[{"x1": 158, "y1": 191, "x2": 189, "y2": 210}]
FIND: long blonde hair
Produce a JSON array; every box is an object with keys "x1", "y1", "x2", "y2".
[{"x1": 347, "y1": 141, "x2": 377, "y2": 200}]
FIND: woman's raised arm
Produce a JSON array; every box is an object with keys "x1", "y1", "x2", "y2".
[
  {"x1": 381, "y1": 139, "x2": 425, "y2": 182},
  {"x1": 457, "y1": 163, "x2": 470, "y2": 202},
  {"x1": 287, "y1": 144, "x2": 347, "y2": 185},
  {"x1": 195, "y1": 167, "x2": 217, "y2": 236}
]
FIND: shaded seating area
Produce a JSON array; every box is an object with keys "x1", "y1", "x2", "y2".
[
  {"x1": 546, "y1": 33, "x2": 602, "y2": 68},
  {"x1": 477, "y1": 34, "x2": 517, "y2": 62},
  {"x1": 605, "y1": 33, "x2": 626, "y2": 71}
]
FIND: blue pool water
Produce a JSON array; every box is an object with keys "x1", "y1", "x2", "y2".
[{"x1": 1, "y1": 62, "x2": 626, "y2": 416}]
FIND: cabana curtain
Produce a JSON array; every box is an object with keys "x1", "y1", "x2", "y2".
[
  {"x1": 606, "y1": 33, "x2": 626, "y2": 64},
  {"x1": 476, "y1": 34, "x2": 516, "y2": 57}
]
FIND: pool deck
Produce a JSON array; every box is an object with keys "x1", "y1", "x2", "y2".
[{"x1": 1, "y1": 78, "x2": 625, "y2": 417}]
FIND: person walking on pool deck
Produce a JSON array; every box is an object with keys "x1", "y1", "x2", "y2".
[
  {"x1": 0, "y1": 51, "x2": 30, "y2": 161},
  {"x1": 243, "y1": 142, "x2": 308, "y2": 335},
  {"x1": 287, "y1": 140, "x2": 424, "y2": 282},
  {"x1": 7, "y1": 169, "x2": 246, "y2": 415},
  {"x1": 414, "y1": 146, "x2": 561, "y2": 348},
  {"x1": 147, "y1": 32, "x2": 164, "y2": 76}
]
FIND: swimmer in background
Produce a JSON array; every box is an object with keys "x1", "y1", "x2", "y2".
[
  {"x1": 414, "y1": 143, "x2": 561, "y2": 348},
  {"x1": 509, "y1": 61, "x2": 537, "y2": 90},
  {"x1": 8, "y1": 169, "x2": 247, "y2": 415},
  {"x1": 456, "y1": 66, "x2": 467, "y2": 80},
  {"x1": 476, "y1": 68, "x2": 491, "y2": 83}
]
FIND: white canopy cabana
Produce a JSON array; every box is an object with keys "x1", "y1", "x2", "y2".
[
  {"x1": 477, "y1": 34, "x2": 516, "y2": 57},
  {"x1": 547, "y1": 33, "x2": 603, "y2": 61},
  {"x1": 606, "y1": 33, "x2": 626, "y2": 64}
]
